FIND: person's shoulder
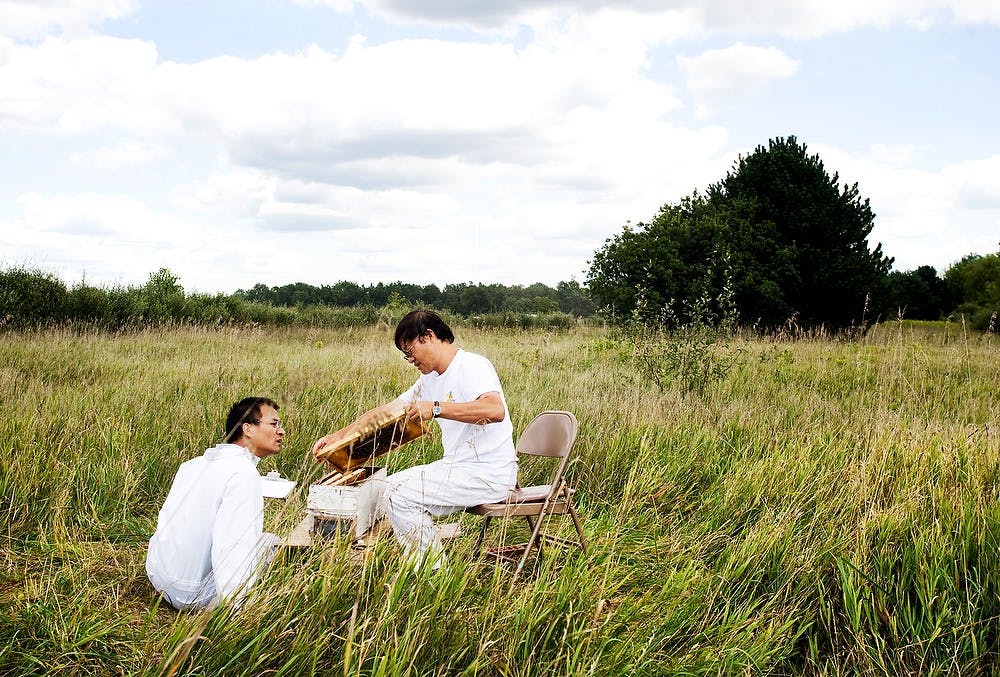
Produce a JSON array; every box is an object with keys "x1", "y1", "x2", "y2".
[
  {"x1": 207, "y1": 444, "x2": 261, "y2": 473},
  {"x1": 456, "y1": 348, "x2": 493, "y2": 366},
  {"x1": 455, "y1": 349, "x2": 500, "y2": 379},
  {"x1": 173, "y1": 454, "x2": 205, "y2": 479},
  {"x1": 225, "y1": 455, "x2": 264, "y2": 491}
]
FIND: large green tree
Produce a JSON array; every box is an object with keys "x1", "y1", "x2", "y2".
[
  {"x1": 586, "y1": 194, "x2": 734, "y2": 324},
  {"x1": 588, "y1": 136, "x2": 894, "y2": 329},
  {"x1": 944, "y1": 252, "x2": 1000, "y2": 330},
  {"x1": 881, "y1": 265, "x2": 950, "y2": 321},
  {"x1": 707, "y1": 136, "x2": 892, "y2": 328}
]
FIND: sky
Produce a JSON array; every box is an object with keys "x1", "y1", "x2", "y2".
[{"x1": 1, "y1": 0, "x2": 998, "y2": 294}]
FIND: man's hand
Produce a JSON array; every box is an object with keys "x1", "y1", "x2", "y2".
[
  {"x1": 311, "y1": 424, "x2": 355, "y2": 461},
  {"x1": 311, "y1": 433, "x2": 338, "y2": 461},
  {"x1": 405, "y1": 400, "x2": 433, "y2": 422}
]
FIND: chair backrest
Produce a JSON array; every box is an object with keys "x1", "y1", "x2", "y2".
[{"x1": 515, "y1": 410, "x2": 578, "y2": 459}]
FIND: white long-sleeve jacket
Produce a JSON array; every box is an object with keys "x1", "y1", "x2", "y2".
[{"x1": 146, "y1": 443, "x2": 277, "y2": 610}]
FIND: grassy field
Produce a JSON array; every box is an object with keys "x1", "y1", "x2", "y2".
[{"x1": 1, "y1": 321, "x2": 999, "y2": 675}]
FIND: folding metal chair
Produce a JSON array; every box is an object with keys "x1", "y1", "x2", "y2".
[{"x1": 466, "y1": 410, "x2": 585, "y2": 580}]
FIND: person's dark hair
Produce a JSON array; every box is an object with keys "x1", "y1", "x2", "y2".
[
  {"x1": 394, "y1": 309, "x2": 454, "y2": 350},
  {"x1": 224, "y1": 397, "x2": 279, "y2": 443}
]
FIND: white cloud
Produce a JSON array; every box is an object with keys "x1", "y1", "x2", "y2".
[
  {"x1": 950, "y1": 0, "x2": 1000, "y2": 24},
  {"x1": 14, "y1": 191, "x2": 194, "y2": 239},
  {"x1": 68, "y1": 139, "x2": 171, "y2": 169},
  {"x1": 817, "y1": 144, "x2": 1000, "y2": 272},
  {"x1": 2, "y1": 1, "x2": 997, "y2": 292},
  {"x1": 0, "y1": 7, "x2": 736, "y2": 289},
  {"x1": 0, "y1": 190, "x2": 244, "y2": 290},
  {"x1": 257, "y1": 183, "x2": 461, "y2": 232},
  {"x1": 0, "y1": 0, "x2": 136, "y2": 39},
  {"x1": 290, "y1": 0, "x2": 355, "y2": 12},
  {"x1": 9, "y1": 0, "x2": 989, "y2": 47},
  {"x1": 173, "y1": 169, "x2": 277, "y2": 218},
  {"x1": 0, "y1": 26, "x2": 697, "y2": 217},
  {"x1": 689, "y1": 0, "x2": 932, "y2": 37},
  {"x1": 950, "y1": 155, "x2": 1000, "y2": 209},
  {"x1": 0, "y1": 35, "x2": 170, "y2": 135},
  {"x1": 321, "y1": 0, "x2": 1000, "y2": 36},
  {"x1": 677, "y1": 42, "x2": 800, "y2": 99},
  {"x1": 0, "y1": 36, "x2": 521, "y2": 158}
]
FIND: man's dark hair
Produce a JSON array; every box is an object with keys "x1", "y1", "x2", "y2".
[
  {"x1": 394, "y1": 309, "x2": 455, "y2": 350},
  {"x1": 224, "y1": 397, "x2": 279, "y2": 443}
]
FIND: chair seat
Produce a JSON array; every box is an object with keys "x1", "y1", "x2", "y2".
[
  {"x1": 511, "y1": 484, "x2": 554, "y2": 502},
  {"x1": 467, "y1": 484, "x2": 575, "y2": 516}
]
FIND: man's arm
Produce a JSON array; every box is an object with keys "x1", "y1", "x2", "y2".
[
  {"x1": 211, "y1": 473, "x2": 267, "y2": 605},
  {"x1": 405, "y1": 391, "x2": 505, "y2": 425}
]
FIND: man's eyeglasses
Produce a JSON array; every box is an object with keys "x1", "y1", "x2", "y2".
[
  {"x1": 256, "y1": 419, "x2": 284, "y2": 431},
  {"x1": 400, "y1": 334, "x2": 427, "y2": 360}
]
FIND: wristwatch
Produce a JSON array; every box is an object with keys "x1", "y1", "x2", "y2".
[{"x1": 432, "y1": 401, "x2": 441, "y2": 418}]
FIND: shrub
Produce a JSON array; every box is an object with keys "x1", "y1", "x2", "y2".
[
  {"x1": 467, "y1": 311, "x2": 577, "y2": 330},
  {"x1": 621, "y1": 274, "x2": 740, "y2": 396},
  {"x1": 0, "y1": 267, "x2": 69, "y2": 328}
]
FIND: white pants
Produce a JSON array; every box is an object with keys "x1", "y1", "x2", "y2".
[
  {"x1": 376, "y1": 460, "x2": 513, "y2": 559},
  {"x1": 146, "y1": 563, "x2": 212, "y2": 611}
]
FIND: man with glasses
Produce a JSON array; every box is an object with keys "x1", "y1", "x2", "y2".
[
  {"x1": 311, "y1": 309, "x2": 516, "y2": 567},
  {"x1": 146, "y1": 397, "x2": 285, "y2": 610}
]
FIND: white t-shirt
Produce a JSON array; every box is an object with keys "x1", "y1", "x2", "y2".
[
  {"x1": 398, "y1": 349, "x2": 516, "y2": 481},
  {"x1": 146, "y1": 443, "x2": 276, "y2": 609}
]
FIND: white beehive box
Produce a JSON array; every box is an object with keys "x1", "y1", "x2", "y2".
[{"x1": 307, "y1": 467, "x2": 387, "y2": 539}]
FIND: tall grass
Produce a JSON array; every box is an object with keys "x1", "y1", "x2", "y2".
[{"x1": 1, "y1": 323, "x2": 998, "y2": 674}]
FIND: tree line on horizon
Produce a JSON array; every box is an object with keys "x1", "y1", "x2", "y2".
[
  {"x1": 2, "y1": 253, "x2": 995, "y2": 333},
  {"x1": 2, "y1": 136, "x2": 997, "y2": 332},
  {"x1": 235, "y1": 278, "x2": 596, "y2": 318},
  {"x1": 0, "y1": 266, "x2": 590, "y2": 331}
]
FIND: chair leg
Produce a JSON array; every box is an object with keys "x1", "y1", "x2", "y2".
[
  {"x1": 473, "y1": 516, "x2": 492, "y2": 556},
  {"x1": 513, "y1": 506, "x2": 551, "y2": 581},
  {"x1": 568, "y1": 504, "x2": 586, "y2": 553},
  {"x1": 523, "y1": 515, "x2": 541, "y2": 558}
]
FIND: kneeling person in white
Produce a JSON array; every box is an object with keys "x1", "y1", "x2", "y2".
[{"x1": 146, "y1": 397, "x2": 285, "y2": 610}]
